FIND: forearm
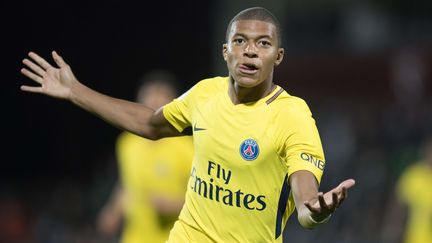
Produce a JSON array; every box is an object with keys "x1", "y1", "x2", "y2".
[
  {"x1": 290, "y1": 170, "x2": 331, "y2": 229},
  {"x1": 69, "y1": 81, "x2": 158, "y2": 139}
]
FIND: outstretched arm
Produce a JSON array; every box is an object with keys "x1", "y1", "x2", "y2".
[
  {"x1": 289, "y1": 170, "x2": 355, "y2": 229},
  {"x1": 21, "y1": 51, "x2": 180, "y2": 139}
]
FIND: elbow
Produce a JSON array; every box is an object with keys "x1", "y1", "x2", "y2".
[
  {"x1": 136, "y1": 126, "x2": 164, "y2": 141},
  {"x1": 146, "y1": 134, "x2": 162, "y2": 141}
]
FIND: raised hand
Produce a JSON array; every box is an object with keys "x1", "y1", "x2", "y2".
[
  {"x1": 304, "y1": 179, "x2": 355, "y2": 222},
  {"x1": 21, "y1": 51, "x2": 78, "y2": 100}
]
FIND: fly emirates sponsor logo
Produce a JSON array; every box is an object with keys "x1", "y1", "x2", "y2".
[{"x1": 190, "y1": 161, "x2": 267, "y2": 211}]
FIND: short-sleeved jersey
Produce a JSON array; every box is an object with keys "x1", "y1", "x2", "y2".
[
  {"x1": 397, "y1": 161, "x2": 432, "y2": 243},
  {"x1": 163, "y1": 77, "x2": 325, "y2": 242},
  {"x1": 117, "y1": 132, "x2": 193, "y2": 243}
]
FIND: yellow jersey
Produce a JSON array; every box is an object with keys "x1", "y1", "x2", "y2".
[
  {"x1": 117, "y1": 132, "x2": 193, "y2": 243},
  {"x1": 163, "y1": 77, "x2": 325, "y2": 242},
  {"x1": 397, "y1": 161, "x2": 432, "y2": 243}
]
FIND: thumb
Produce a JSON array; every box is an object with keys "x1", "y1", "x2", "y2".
[
  {"x1": 52, "y1": 50, "x2": 68, "y2": 68},
  {"x1": 338, "y1": 179, "x2": 356, "y2": 190}
]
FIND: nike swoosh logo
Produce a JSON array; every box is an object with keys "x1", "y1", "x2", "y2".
[{"x1": 193, "y1": 123, "x2": 207, "y2": 131}]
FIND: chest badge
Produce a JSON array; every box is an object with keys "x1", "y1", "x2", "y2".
[{"x1": 239, "y1": 139, "x2": 260, "y2": 161}]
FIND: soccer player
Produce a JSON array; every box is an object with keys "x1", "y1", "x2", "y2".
[
  {"x1": 394, "y1": 136, "x2": 432, "y2": 243},
  {"x1": 20, "y1": 7, "x2": 355, "y2": 242},
  {"x1": 96, "y1": 72, "x2": 193, "y2": 243}
]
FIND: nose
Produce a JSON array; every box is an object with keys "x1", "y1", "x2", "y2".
[{"x1": 243, "y1": 43, "x2": 258, "y2": 58}]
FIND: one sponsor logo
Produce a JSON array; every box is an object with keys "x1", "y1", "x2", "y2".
[
  {"x1": 193, "y1": 123, "x2": 206, "y2": 132},
  {"x1": 300, "y1": 153, "x2": 325, "y2": 171},
  {"x1": 239, "y1": 139, "x2": 260, "y2": 161},
  {"x1": 189, "y1": 161, "x2": 267, "y2": 211}
]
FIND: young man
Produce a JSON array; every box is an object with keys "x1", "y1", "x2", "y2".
[
  {"x1": 96, "y1": 73, "x2": 193, "y2": 243},
  {"x1": 21, "y1": 7, "x2": 355, "y2": 243}
]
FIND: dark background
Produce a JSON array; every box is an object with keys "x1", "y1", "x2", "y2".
[{"x1": 2, "y1": 0, "x2": 432, "y2": 242}]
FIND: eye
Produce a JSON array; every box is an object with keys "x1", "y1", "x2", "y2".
[
  {"x1": 259, "y1": 40, "x2": 271, "y2": 47},
  {"x1": 233, "y1": 38, "x2": 245, "y2": 45}
]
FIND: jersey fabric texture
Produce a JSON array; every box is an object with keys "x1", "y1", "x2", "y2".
[
  {"x1": 163, "y1": 77, "x2": 325, "y2": 242},
  {"x1": 117, "y1": 132, "x2": 193, "y2": 243},
  {"x1": 397, "y1": 161, "x2": 432, "y2": 243}
]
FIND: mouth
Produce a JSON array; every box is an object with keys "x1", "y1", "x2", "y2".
[{"x1": 238, "y1": 63, "x2": 259, "y2": 75}]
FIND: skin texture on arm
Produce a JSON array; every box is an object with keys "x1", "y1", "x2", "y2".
[
  {"x1": 290, "y1": 170, "x2": 355, "y2": 229},
  {"x1": 20, "y1": 51, "x2": 180, "y2": 140}
]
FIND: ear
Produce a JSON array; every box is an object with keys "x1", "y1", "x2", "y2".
[
  {"x1": 274, "y1": 48, "x2": 284, "y2": 66},
  {"x1": 222, "y1": 43, "x2": 228, "y2": 61}
]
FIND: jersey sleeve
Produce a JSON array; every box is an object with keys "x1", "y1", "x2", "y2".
[
  {"x1": 162, "y1": 85, "x2": 196, "y2": 132},
  {"x1": 275, "y1": 98, "x2": 325, "y2": 184}
]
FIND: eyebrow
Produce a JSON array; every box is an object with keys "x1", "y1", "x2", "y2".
[{"x1": 231, "y1": 33, "x2": 273, "y2": 40}]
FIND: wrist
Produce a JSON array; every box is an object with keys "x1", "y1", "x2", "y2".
[
  {"x1": 298, "y1": 211, "x2": 332, "y2": 229},
  {"x1": 68, "y1": 79, "x2": 82, "y2": 102},
  {"x1": 309, "y1": 213, "x2": 331, "y2": 224}
]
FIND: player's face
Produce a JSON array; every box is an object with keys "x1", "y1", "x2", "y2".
[
  {"x1": 223, "y1": 20, "x2": 284, "y2": 88},
  {"x1": 138, "y1": 84, "x2": 176, "y2": 110}
]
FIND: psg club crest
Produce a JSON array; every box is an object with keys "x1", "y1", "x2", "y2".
[{"x1": 239, "y1": 139, "x2": 260, "y2": 161}]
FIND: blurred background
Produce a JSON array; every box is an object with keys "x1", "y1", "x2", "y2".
[{"x1": 2, "y1": 0, "x2": 432, "y2": 242}]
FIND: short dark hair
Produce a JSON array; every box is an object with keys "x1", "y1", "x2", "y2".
[
  {"x1": 137, "y1": 70, "x2": 178, "y2": 97},
  {"x1": 226, "y1": 7, "x2": 282, "y2": 47}
]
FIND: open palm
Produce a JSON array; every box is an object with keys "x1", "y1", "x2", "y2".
[
  {"x1": 21, "y1": 51, "x2": 78, "y2": 99},
  {"x1": 304, "y1": 179, "x2": 355, "y2": 221}
]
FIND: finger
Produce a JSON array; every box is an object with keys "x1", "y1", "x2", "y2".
[
  {"x1": 304, "y1": 201, "x2": 319, "y2": 214},
  {"x1": 20, "y1": 85, "x2": 43, "y2": 93},
  {"x1": 22, "y1": 58, "x2": 45, "y2": 77},
  {"x1": 318, "y1": 193, "x2": 327, "y2": 209},
  {"x1": 338, "y1": 186, "x2": 348, "y2": 206},
  {"x1": 318, "y1": 192, "x2": 328, "y2": 210},
  {"x1": 21, "y1": 68, "x2": 43, "y2": 84},
  {"x1": 332, "y1": 191, "x2": 338, "y2": 208},
  {"x1": 28, "y1": 51, "x2": 52, "y2": 70},
  {"x1": 52, "y1": 51, "x2": 68, "y2": 68},
  {"x1": 341, "y1": 186, "x2": 348, "y2": 198}
]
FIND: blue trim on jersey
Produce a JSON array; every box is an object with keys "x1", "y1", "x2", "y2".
[{"x1": 275, "y1": 174, "x2": 290, "y2": 239}]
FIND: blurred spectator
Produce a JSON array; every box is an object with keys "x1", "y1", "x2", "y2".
[
  {"x1": 391, "y1": 48, "x2": 426, "y2": 108},
  {"x1": 0, "y1": 197, "x2": 34, "y2": 243},
  {"x1": 96, "y1": 71, "x2": 194, "y2": 243},
  {"x1": 382, "y1": 136, "x2": 432, "y2": 243}
]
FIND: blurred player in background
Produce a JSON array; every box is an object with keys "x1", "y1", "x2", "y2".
[
  {"x1": 96, "y1": 72, "x2": 193, "y2": 243},
  {"x1": 20, "y1": 7, "x2": 355, "y2": 242},
  {"x1": 395, "y1": 136, "x2": 432, "y2": 243}
]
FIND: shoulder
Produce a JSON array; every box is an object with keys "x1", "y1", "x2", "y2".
[
  {"x1": 177, "y1": 76, "x2": 228, "y2": 103},
  {"x1": 399, "y1": 162, "x2": 426, "y2": 179},
  {"x1": 189, "y1": 76, "x2": 227, "y2": 94},
  {"x1": 269, "y1": 88, "x2": 312, "y2": 118}
]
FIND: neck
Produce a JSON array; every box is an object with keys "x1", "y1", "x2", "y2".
[{"x1": 228, "y1": 76, "x2": 276, "y2": 105}]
